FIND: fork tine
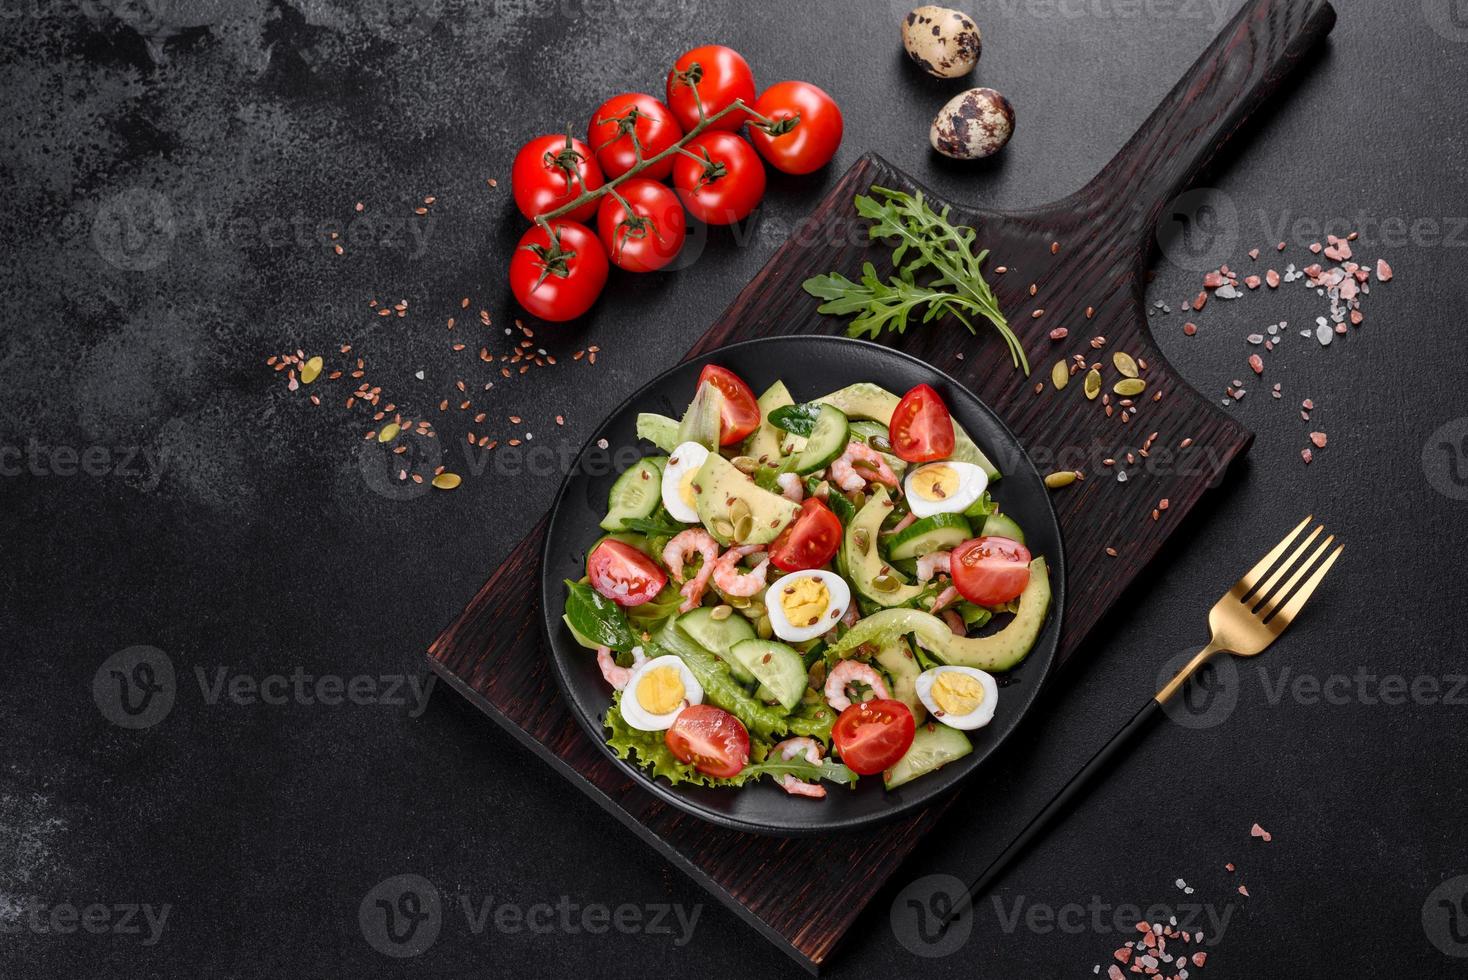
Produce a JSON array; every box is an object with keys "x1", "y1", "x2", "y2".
[
  {"x1": 1247, "y1": 524, "x2": 1323, "y2": 608},
  {"x1": 1258, "y1": 533, "x2": 1334, "y2": 618},
  {"x1": 1236, "y1": 515, "x2": 1313, "y2": 597},
  {"x1": 1268, "y1": 543, "x2": 1344, "y2": 629}
]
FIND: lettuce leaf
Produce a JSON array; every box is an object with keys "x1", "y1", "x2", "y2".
[{"x1": 563, "y1": 580, "x2": 638, "y2": 652}]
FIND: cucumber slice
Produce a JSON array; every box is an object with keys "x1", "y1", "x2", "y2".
[
  {"x1": 883, "y1": 722, "x2": 973, "y2": 790},
  {"x1": 599, "y1": 457, "x2": 666, "y2": 531},
  {"x1": 981, "y1": 512, "x2": 1025, "y2": 545},
  {"x1": 729, "y1": 639, "x2": 807, "y2": 711},
  {"x1": 795, "y1": 404, "x2": 850, "y2": 474},
  {"x1": 677, "y1": 608, "x2": 757, "y2": 684},
  {"x1": 887, "y1": 513, "x2": 974, "y2": 560}
]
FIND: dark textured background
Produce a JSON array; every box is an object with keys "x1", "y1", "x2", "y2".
[{"x1": 4, "y1": 0, "x2": 1467, "y2": 976}]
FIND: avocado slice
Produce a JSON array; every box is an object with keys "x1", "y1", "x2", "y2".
[
  {"x1": 841, "y1": 486, "x2": 927, "y2": 607},
  {"x1": 693, "y1": 452, "x2": 800, "y2": 546},
  {"x1": 874, "y1": 639, "x2": 926, "y2": 724},
  {"x1": 827, "y1": 557, "x2": 1051, "y2": 672},
  {"x1": 815, "y1": 382, "x2": 1000, "y2": 480},
  {"x1": 741, "y1": 380, "x2": 794, "y2": 465}
]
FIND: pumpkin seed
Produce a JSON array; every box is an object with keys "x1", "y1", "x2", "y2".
[
  {"x1": 852, "y1": 528, "x2": 871, "y2": 555},
  {"x1": 756, "y1": 615, "x2": 773, "y2": 639},
  {"x1": 869, "y1": 435, "x2": 892, "y2": 453},
  {"x1": 711, "y1": 518, "x2": 735, "y2": 540},
  {"x1": 812, "y1": 480, "x2": 831, "y2": 500},
  {"x1": 300, "y1": 356, "x2": 323, "y2": 384},
  {"x1": 710, "y1": 604, "x2": 733, "y2": 621},
  {"x1": 872, "y1": 573, "x2": 900, "y2": 593},
  {"x1": 1051, "y1": 360, "x2": 1069, "y2": 390},
  {"x1": 731, "y1": 456, "x2": 759, "y2": 474},
  {"x1": 1084, "y1": 369, "x2": 1102, "y2": 400},
  {"x1": 1112, "y1": 351, "x2": 1140, "y2": 378},
  {"x1": 808, "y1": 661, "x2": 827, "y2": 688},
  {"x1": 730, "y1": 498, "x2": 751, "y2": 524},
  {"x1": 1114, "y1": 378, "x2": 1148, "y2": 396},
  {"x1": 729, "y1": 595, "x2": 752, "y2": 609},
  {"x1": 377, "y1": 423, "x2": 401, "y2": 443},
  {"x1": 733, "y1": 513, "x2": 754, "y2": 542},
  {"x1": 851, "y1": 490, "x2": 866, "y2": 511},
  {"x1": 431, "y1": 472, "x2": 461, "y2": 490},
  {"x1": 1044, "y1": 470, "x2": 1078, "y2": 489}
]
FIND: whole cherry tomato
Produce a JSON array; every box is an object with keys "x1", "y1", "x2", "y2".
[
  {"x1": 665, "y1": 704, "x2": 750, "y2": 778},
  {"x1": 665, "y1": 45, "x2": 756, "y2": 133},
  {"x1": 596, "y1": 179, "x2": 687, "y2": 273},
  {"x1": 587, "y1": 93, "x2": 683, "y2": 181},
  {"x1": 696, "y1": 364, "x2": 760, "y2": 444},
  {"x1": 951, "y1": 536, "x2": 1032, "y2": 607},
  {"x1": 768, "y1": 499, "x2": 843, "y2": 572},
  {"x1": 672, "y1": 131, "x2": 766, "y2": 225},
  {"x1": 508, "y1": 220, "x2": 609, "y2": 322},
  {"x1": 889, "y1": 383, "x2": 956, "y2": 463},
  {"x1": 510, "y1": 133, "x2": 604, "y2": 224},
  {"x1": 747, "y1": 81, "x2": 843, "y2": 175}
]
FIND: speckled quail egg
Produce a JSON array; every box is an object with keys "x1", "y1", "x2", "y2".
[
  {"x1": 915, "y1": 665, "x2": 998, "y2": 730},
  {"x1": 660, "y1": 441, "x2": 710, "y2": 523},
  {"x1": 620, "y1": 654, "x2": 704, "y2": 731},
  {"x1": 765, "y1": 569, "x2": 852, "y2": 643},
  {"x1": 901, "y1": 6, "x2": 982, "y2": 78},
  {"x1": 930, "y1": 87, "x2": 1015, "y2": 160},
  {"x1": 903, "y1": 460, "x2": 988, "y2": 518}
]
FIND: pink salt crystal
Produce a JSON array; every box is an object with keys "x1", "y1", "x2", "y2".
[
  {"x1": 1245, "y1": 275, "x2": 1261, "y2": 289},
  {"x1": 1266, "y1": 269, "x2": 1280, "y2": 288},
  {"x1": 1377, "y1": 258, "x2": 1393, "y2": 281},
  {"x1": 1310, "y1": 432, "x2": 1327, "y2": 448},
  {"x1": 1249, "y1": 354, "x2": 1264, "y2": 375},
  {"x1": 1309, "y1": 242, "x2": 1322, "y2": 253},
  {"x1": 1249, "y1": 248, "x2": 1260, "y2": 260},
  {"x1": 1301, "y1": 449, "x2": 1313, "y2": 465}
]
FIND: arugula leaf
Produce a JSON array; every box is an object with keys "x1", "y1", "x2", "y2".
[
  {"x1": 563, "y1": 580, "x2": 637, "y2": 652},
  {"x1": 962, "y1": 491, "x2": 997, "y2": 519},
  {"x1": 767, "y1": 402, "x2": 823, "y2": 437},
  {"x1": 802, "y1": 187, "x2": 1028, "y2": 374},
  {"x1": 619, "y1": 515, "x2": 688, "y2": 537},
  {"x1": 823, "y1": 489, "x2": 856, "y2": 525},
  {"x1": 739, "y1": 756, "x2": 857, "y2": 787}
]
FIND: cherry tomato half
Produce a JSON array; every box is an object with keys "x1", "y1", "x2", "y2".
[
  {"x1": 747, "y1": 81, "x2": 843, "y2": 175},
  {"x1": 508, "y1": 220, "x2": 609, "y2": 323},
  {"x1": 596, "y1": 178, "x2": 687, "y2": 273},
  {"x1": 665, "y1": 44, "x2": 756, "y2": 133},
  {"x1": 587, "y1": 93, "x2": 683, "y2": 181},
  {"x1": 832, "y1": 699, "x2": 915, "y2": 776},
  {"x1": 586, "y1": 538, "x2": 667, "y2": 607},
  {"x1": 696, "y1": 364, "x2": 760, "y2": 445},
  {"x1": 951, "y1": 536, "x2": 1032, "y2": 607},
  {"x1": 889, "y1": 383, "x2": 956, "y2": 463},
  {"x1": 673, "y1": 131, "x2": 766, "y2": 226},
  {"x1": 510, "y1": 133, "x2": 604, "y2": 224},
  {"x1": 665, "y1": 704, "x2": 750, "y2": 778},
  {"x1": 769, "y1": 498, "x2": 843, "y2": 572}
]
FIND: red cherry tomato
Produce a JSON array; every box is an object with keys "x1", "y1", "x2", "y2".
[
  {"x1": 672, "y1": 131, "x2": 766, "y2": 225},
  {"x1": 665, "y1": 704, "x2": 750, "y2": 778},
  {"x1": 586, "y1": 538, "x2": 667, "y2": 607},
  {"x1": 696, "y1": 364, "x2": 760, "y2": 445},
  {"x1": 587, "y1": 93, "x2": 682, "y2": 181},
  {"x1": 769, "y1": 499, "x2": 843, "y2": 572},
  {"x1": 510, "y1": 134, "x2": 604, "y2": 224},
  {"x1": 832, "y1": 699, "x2": 915, "y2": 776},
  {"x1": 595, "y1": 179, "x2": 687, "y2": 273},
  {"x1": 951, "y1": 536, "x2": 1032, "y2": 607},
  {"x1": 508, "y1": 220, "x2": 609, "y2": 323},
  {"x1": 665, "y1": 45, "x2": 756, "y2": 133},
  {"x1": 747, "y1": 81, "x2": 843, "y2": 175},
  {"x1": 889, "y1": 384, "x2": 957, "y2": 463}
]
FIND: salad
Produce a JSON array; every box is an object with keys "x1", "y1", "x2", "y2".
[{"x1": 561, "y1": 364, "x2": 1052, "y2": 798}]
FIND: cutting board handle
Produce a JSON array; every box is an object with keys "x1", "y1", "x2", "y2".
[{"x1": 1085, "y1": 0, "x2": 1335, "y2": 243}]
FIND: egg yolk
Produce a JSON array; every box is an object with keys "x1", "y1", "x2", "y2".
[
  {"x1": 636, "y1": 666, "x2": 686, "y2": 715},
  {"x1": 678, "y1": 471, "x2": 699, "y2": 510},
  {"x1": 931, "y1": 672, "x2": 984, "y2": 716},
  {"x1": 780, "y1": 577, "x2": 831, "y2": 627},
  {"x1": 912, "y1": 465, "x2": 958, "y2": 501}
]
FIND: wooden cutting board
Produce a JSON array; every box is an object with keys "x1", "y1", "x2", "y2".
[{"x1": 427, "y1": 0, "x2": 1335, "y2": 970}]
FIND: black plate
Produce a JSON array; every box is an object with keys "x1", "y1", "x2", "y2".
[{"x1": 540, "y1": 336, "x2": 1065, "y2": 835}]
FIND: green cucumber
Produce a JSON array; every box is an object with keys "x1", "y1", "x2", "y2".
[
  {"x1": 981, "y1": 512, "x2": 1025, "y2": 545},
  {"x1": 887, "y1": 513, "x2": 974, "y2": 560},
  {"x1": 795, "y1": 404, "x2": 850, "y2": 474},
  {"x1": 599, "y1": 457, "x2": 666, "y2": 531},
  {"x1": 729, "y1": 639, "x2": 808, "y2": 711},
  {"x1": 677, "y1": 608, "x2": 757, "y2": 684},
  {"x1": 883, "y1": 722, "x2": 973, "y2": 790}
]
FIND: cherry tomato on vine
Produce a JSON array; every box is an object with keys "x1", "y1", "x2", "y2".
[
  {"x1": 665, "y1": 704, "x2": 749, "y2": 778},
  {"x1": 510, "y1": 134, "x2": 604, "y2": 224},
  {"x1": 672, "y1": 131, "x2": 766, "y2": 225},
  {"x1": 747, "y1": 81, "x2": 843, "y2": 175},
  {"x1": 508, "y1": 220, "x2": 609, "y2": 322},
  {"x1": 832, "y1": 699, "x2": 915, "y2": 776},
  {"x1": 665, "y1": 45, "x2": 756, "y2": 133},
  {"x1": 595, "y1": 179, "x2": 687, "y2": 273},
  {"x1": 890, "y1": 383, "x2": 956, "y2": 463},
  {"x1": 696, "y1": 364, "x2": 760, "y2": 444},
  {"x1": 951, "y1": 536, "x2": 1032, "y2": 607},
  {"x1": 587, "y1": 93, "x2": 683, "y2": 181},
  {"x1": 768, "y1": 499, "x2": 843, "y2": 572}
]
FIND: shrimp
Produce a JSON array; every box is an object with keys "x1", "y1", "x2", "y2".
[
  {"x1": 824, "y1": 660, "x2": 891, "y2": 711},
  {"x1": 929, "y1": 585, "x2": 961, "y2": 614},
  {"x1": 776, "y1": 472, "x2": 804, "y2": 503},
  {"x1": 663, "y1": 529, "x2": 720, "y2": 612},
  {"x1": 771, "y1": 737, "x2": 827, "y2": 799},
  {"x1": 596, "y1": 645, "x2": 647, "y2": 691},
  {"x1": 916, "y1": 550, "x2": 952, "y2": 583},
  {"x1": 941, "y1": 610, "x2": 967, "y2": 636},
  {"x1": 883, "y1": 512, "x2": 917, "y2": 537},
  {"x1": 829, "y1": 442, "x2": 900, "y2": 492},
  {"x1": 711, "y1": 544, "x2": 769, "y2": 597}
]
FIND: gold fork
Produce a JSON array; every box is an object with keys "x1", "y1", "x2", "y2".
[{"x1": 944, "y1": 516, "x2": 1343, "y2": 926}]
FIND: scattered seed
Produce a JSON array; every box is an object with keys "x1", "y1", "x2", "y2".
[
  {"x1": 1044, "y1": 470, "x2": 1079, "y2": 489},
  {"x1": 1051, "y1": 360, "x2": 1070, "y2": 390},
  {"x1": 1084, "y1": 369, "x2": 1101, "y2": 400},
  {"x1": 377, "y1": 423, "x2": 401, "y2": 443},
  {"x1": 432, "y1": 472, "x2": 462, "y2": 490},
  {"x1": 1113, "y1": 378, "x2": 1147, "y2": 396},
  {"x1": 1112, "y1": 351, "x2": 1139, "y2": 378}
]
